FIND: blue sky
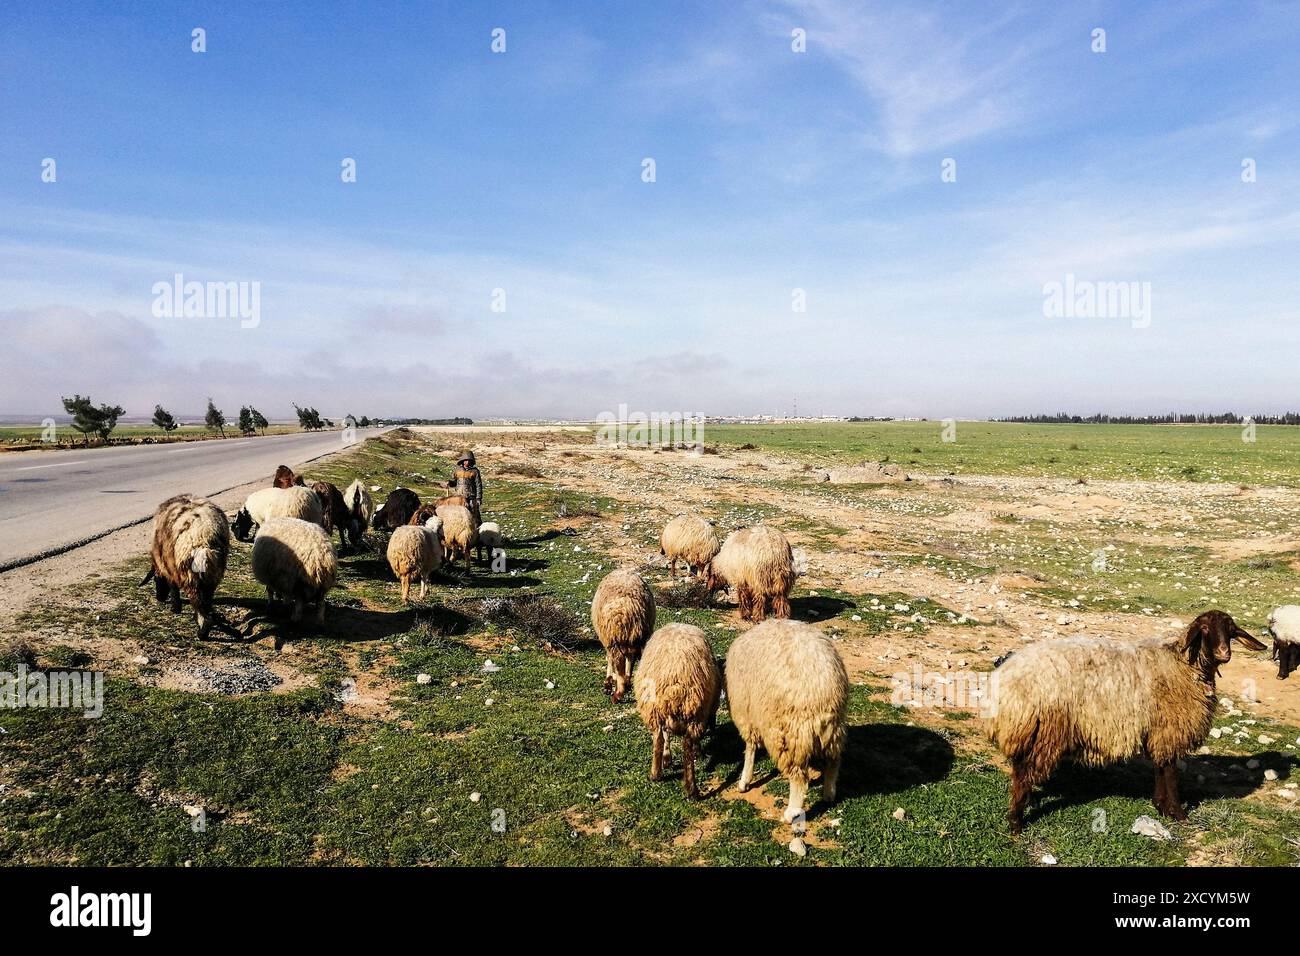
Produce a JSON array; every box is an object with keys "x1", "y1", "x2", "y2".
[{"x1": 2, "y1": 0, "x2": 1299, "y2": 419}]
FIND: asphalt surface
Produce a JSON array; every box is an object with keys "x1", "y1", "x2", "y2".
[{"x1": 0, "y1": 428, "x2": 385, "y2": 571}]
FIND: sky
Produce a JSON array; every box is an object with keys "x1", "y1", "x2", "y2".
[{"x1": 1, "y1": 0, "x2": 1298, "y2": 420}]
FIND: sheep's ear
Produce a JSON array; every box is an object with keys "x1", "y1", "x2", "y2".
[
  {"x1": 1182, "y1": 619, "x2": 1209, "y2": 667},
  {"x1": 1232, "y1": 626, "x2": 1267, "y2": 652}
]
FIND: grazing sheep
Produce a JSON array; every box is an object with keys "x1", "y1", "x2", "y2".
[
  {"x1": 386, "y1": 525, "x2": 443, "y2": 603},
  {"x1": 342, "y1": 479, "x2": 373, "y2": 549},
  {"x1": 251, "y1": 517, "x2": 337, "y2": 624},
  {"x1": 371, "y1": 488, "x2": 421, "y2": 531},
  {"x1": 477, "y1": 521, "x2": 503, "y2": 563},
  {"x1": 140, "y1": 494, "x2": 230, "y2": 638},
  {"x1": 312, "y1": 481, "x2": 351, "y2": 550},
  {"x1": 706, "y1": 525, "x2": 795, "y2": 622},
  {"x1": 660, "y1": 513, "x2": 719, "y2": 578},
  {"x1": 435, "y1": 504, "x2": 478, "y2": 570},
  {"x1": 1266, "y1": 605, "x2": 1300, "y2": 679},
  {"x1": 408, "y1": 503, "x2": 439, "y2": 526},
  {"x1": 988, "y1": 610, "x2": 1266, "y2": 833},
  {"x1": 591, "y1": 568, "x2": 656, "y2": 702},
  {"x1": 633, "y1": 624, "x2": 721, "y2": 798},
  {"x1": 726, "y1": 618, "x2": 848, "y2": 823},
  {"x1": 232, "y1": 486, "x2": 323, "y2": 542},
  {"x1": 273, "y1": 465, "x2": 305, "y2": 488}
]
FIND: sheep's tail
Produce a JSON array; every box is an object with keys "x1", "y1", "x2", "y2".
[
  {"x1": 138, "y1": 567, "x2": 155, "y2": 587},
  {"x1": 190, "y1": 547, "x2": 213, "y2": 575}
]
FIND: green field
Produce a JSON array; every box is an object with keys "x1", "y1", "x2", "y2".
[
  {"x1": 1, "y1": 427, "x2": 1297, "y2": 866},
  {"x1": 705, "y1": 421, "x2": 1300, "y2": 486}
]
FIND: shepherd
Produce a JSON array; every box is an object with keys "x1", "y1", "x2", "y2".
[{"x1": 448, "y1": 450, "x2": 483, "y2": 526}]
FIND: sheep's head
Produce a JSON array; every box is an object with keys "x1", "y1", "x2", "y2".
[
  {"x1": 1182, "y1": 610, "x2": 1265, "y2": 678},
  {"x1": 704, "y1": 561, "x2": 726, "y2": 595},
  {"x1": 231, "y1": 508, "x2": 255, "y2": 542}
]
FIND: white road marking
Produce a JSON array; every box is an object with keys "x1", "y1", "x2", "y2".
[{"x1": 11, "y1": 459, "x2": 89, "y2": 472}]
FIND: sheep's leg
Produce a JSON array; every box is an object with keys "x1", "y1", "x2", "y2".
[
  {"x1": 400, "y1": 575, "x2": 410, "y2": 604},
  {"x1": 1156, "y1": 762, "x2": 1187, "y2": 821},
  {"x1": 661, "y1": 728, "x2": 673, "y2": 768},
  {"x1": 603, "y1": 653, "x2": 617, "y2": 698},
  {"x1": 822, "y1": 754, "x2": 842, "y2": 803},
  {"x1": 169, "y1": 584, "x2": 183, "y2": 613},
  {"x1": 651, "y1": 725, "x2": 664, "y2": 781},
  {"x1": 669, "y1": 557, "x2": 678, "y2": 578},
  {"x1": 682, "y1": 736, "x2": 699, "y2": 800},
  {"x1": 154, "y1": 573, "x2": 170, "y2": 603},
  {"x1": 738, "y1": 741, "x2": 757, "y2": 792},
  {"x1": 783, "y1": 768, "x2": 809, "y2": 824},
  {"x1": 1007, "y1": 757, "x2": 1041, "y2": 835},
  {"x1": 419, "y1": 576, "x2": 428, "y2": 599},
  {"x1": 464, "y1": 547, "x2": 472, "y2": 571},
  {"x1": 315, "y1": 594, "x2": 327, "y2": 626},
  {"x1": 736, "y1": 585, "x2": 751, "y2": 621},
  {"x1": 771, "y1": 593, "x2": 791, "y2": 619},
  {"x1": 291, "y1": 598, "x2": 304, "y2": 623}
]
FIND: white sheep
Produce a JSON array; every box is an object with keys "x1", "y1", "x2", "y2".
[
  {"x1": 342, "y1": 479, "x2": 374, "y2": 548},
  {"x1": 386, "y1": 525, "x2": 443, "y2": 602},
  {"x1": 726, "y1": 618, "x2": 848, "y2": 824},
  {"x1": 477, "y1": 521, "x2": 503, "y2": 564},
  {"x1": 251, "y1": 516, "x2": 338, "y2": 624},
  {"x1": 706, "y1": 525, "x2": 795, "y2": 621},
  {"x1": 1266, "y1": 605, "x2": 1300, "y2": 679},
  {"x1": 591, "y1": 568, "x2": 656, "y2": 702},
  {"x1": 633, "y1": 623, "x2": 720, "y2": 798},
  {"x1": 435, "y1": 504, "x2": 478, "y2": 570},
  {"x1": 659, "y1": 513, "x2": 719, "y2": 578},
  {"x1": 232, "y1": 486, "x2": 323, "y2": 542},
  {"x1": 141, "y1": 494, "x2": 230, "y2": 638}
]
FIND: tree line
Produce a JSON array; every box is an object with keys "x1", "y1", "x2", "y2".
[
  {"x1": 998, "y1": 412, "x2": 1300, "y2": 425},
  {"x1": 58, "y1": 395, "x2": 378, "y2": 445}
]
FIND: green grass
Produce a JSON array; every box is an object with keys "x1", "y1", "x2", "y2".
[
  {"x1": 0, "y1": 423, "x2": 300, "y2": 449},
  {"x1": 708, "y1": 421, "x2": 1300, "y2": 486},
  {"x1": 2, "y1": 428, "x2": 1297, "y2": 866}
]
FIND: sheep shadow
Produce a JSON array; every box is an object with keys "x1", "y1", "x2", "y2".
[
  {"x1": 434, "y1": 570, "x2": 544, "y2": 590},
  {"x1": 699, "y1": 720, "x2": 952, "y2": 807},
  {"x1": 510, "y1": 529, "x2": 577, "y2": 547},
  {"x1": 218, "y1": 597, "x2": 420, "y2": 648},
  {"x1": 1030, "y1": 751, "x2": 1297, "y2": 825},
  {"x1": 790, "y1": 594, "x2": 856, "y2": 621}
]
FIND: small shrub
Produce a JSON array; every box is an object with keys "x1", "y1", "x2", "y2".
[{"x1": 656, "y1": 577, "x2": 714, "y2": 609}]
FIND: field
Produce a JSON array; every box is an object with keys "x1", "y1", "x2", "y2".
[
  {"x1": 0, "y1": 423, "x2": 299, "y2": 449},
  {"x1": 1, "y1": 422, "x2": 1298, "y2": 866}
]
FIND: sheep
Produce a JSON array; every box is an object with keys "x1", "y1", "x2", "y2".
[
  {"x1": 591, "y1": 568, "x2": 656, "y2": 702},
  {"x1": 251, "y1": 516, "x2": 338, "y2": 624},
  {"x1": 435, "y1": 504, "x2": 478, "y2": 570},
  {"x1": 705, "y1": 525, "x2": 795, "y2": 622},
  {"x1": 660, "y1": 513, "x2": 719, "y2": 578},
  {"x1": 988, "y1": 610, "x2": 1266, "y2": 833},
  {"x1": 311, "y1": 481, "x2": 351, "y2": 550},
  {"x1": 1265, "y1": 605, "x2": 1300, "y2": 679},
  {"x1": 633, "y1": 623, "x2": 721, "y2": 798},
  {"x1": 231, "y1": 486, "x2": 323, "y2": 542},
  {"x1": 726, "y1": 618, "x2": 848, "y2": 824},
  {"x1": 433, "y1": 494, "x2": 468, "y2": 509},
  {"x1": 139, "y1": 494, "x2": 230, "y2": 638},
  {"x1": 342, "y1": 479, "x2": 373, "y2": 549},
  {"x1": 371, "y1": 488, "x2": 421, "y2": 531},
  {"x1": 273, "y1": 465, "x2": 305, "y2": 488},
  {"x1": 477, "y1": 521, "x2": 503, "y2": 564},
  {"x1": 386, "y1": 525, "x2": 443, "y2": 603}
]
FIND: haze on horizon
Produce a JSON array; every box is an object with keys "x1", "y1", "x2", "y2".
[{"x1": 2, "y1": 1, "x2": 1298, "y2": 422}]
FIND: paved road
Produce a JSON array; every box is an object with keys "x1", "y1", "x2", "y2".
[{"x1": 0, "y1": 429, "x2": 386, "y2": 571}]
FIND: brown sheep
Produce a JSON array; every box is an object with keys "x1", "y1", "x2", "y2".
[
  {"x1": 435, "y1": 504, "x2": 478, "y2": 570},
  {"x1": 660, "y1": 513, "x2": 719, "y2": 578},
  {"x1": 591, "y1": 568, "x2": 656, "y2": 702},
  {"x1": 273, "y1": 465, "x2": 305, "y2": 488},
  {"x1": 633, "y1": 624, "x2": 721, "y2": 798},
  {"x1": 706, "y1": 525, "x2": 795, "y2": 622},
  {"x1": 312, "y1": 481, "x2": 351, "y2": 550},
  {"x1": 140, "y1": 494, "x2": 230, "y2": 638},
  {"x1": 988, "y1": 610, "x2": 1266, "y2": 833}
]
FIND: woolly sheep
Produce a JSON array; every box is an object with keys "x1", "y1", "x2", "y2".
[
  {"x1": 1266, "y1": 605, "x2": 1300, "y2": 679},
  {"x1": 386, "y1": 525, "x2": 443, "y2": 603},
  {"x1": 273, "y1": 465, "x2": 305, "y2": 488},
  {"x1": 726, "y1": 618, "x2": 848, "y2": 823},
  {"x1": 706, "y1": 525, "x2": 795, "y2": 622},
  {"x1": 435, "y1": 504, "x2": 478, "y2": 570},
  {"x1": 659, "y1": 513, "x2": 719, "y2": 578},
  {"x1": 988, "y1": 610, "x2": 1266, "y2": 833},
  {"x1": 232, "y1": 486, "x2": 323, "y2": 542},
  {"x1": 140, "y1": 494, "x2": 230, "y2": 638},
  {"x1": 591, "y1": 568, "x2": 656, "y2": 703},
  {"x1": 251, "y1": 516, "x2": 338, "y2": 624},
  {"x1": 342, "y1": 479, "x2": 373, "y2": 549},
  {"x1": 633, "y1": 623, "x2": 721, "y2": 798},
  {"x1": 477, "y1": 521, "x2": 503, "y2": 564}
]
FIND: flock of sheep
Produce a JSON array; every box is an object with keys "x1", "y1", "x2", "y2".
[{"x1": 139, "y1": 460, "x2": 1300, "y2": 836}]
